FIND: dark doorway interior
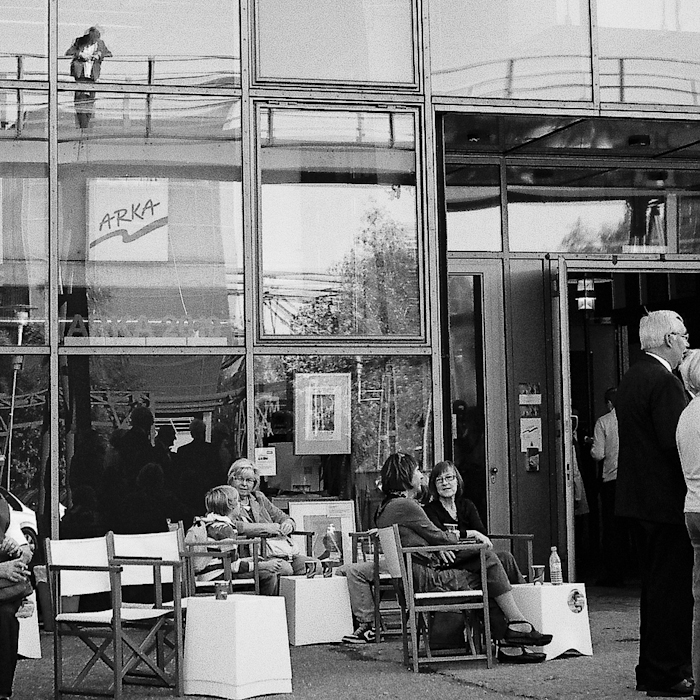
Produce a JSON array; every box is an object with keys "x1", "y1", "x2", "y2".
[{"x1": 567, "y1": 270, "x2": 700, "y2": 580}]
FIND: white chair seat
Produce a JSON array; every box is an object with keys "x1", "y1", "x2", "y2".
[{"x1": 56, "y1": 607, "x2": 173, "y2": 624}]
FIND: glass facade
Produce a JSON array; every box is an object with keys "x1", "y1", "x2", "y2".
[
  {"x1": 255, "y1": 0, "x2": 415, "y2": 85},
  {"x1": 58, "y1": 0, "x2": 241, "y2": 86},
  {"x1": 58, "y1": 94, "x2": 243, "y2": 346},
  {"x1": 258, "y1": 107, "x2": 421, "y2": 337},
  {"x1": 0, "y1": 1, "x2": 698, "y2": 545},
  {"x1": 597, "y1": 0, "x2": 700, "y2": 105},
  {"x1": 429, "y1": 0, "x2": 592, "y2": 100}
]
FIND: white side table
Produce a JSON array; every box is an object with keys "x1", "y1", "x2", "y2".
[
  {"x1": 511, "y1": 582, "x2": 593, "y2": 660},
  {"x1": 183, "y1": 594, "x2": 292, "y2": 700},
  {"x1": 279, "y1": 575, "x2": 354, "y2": 646}
]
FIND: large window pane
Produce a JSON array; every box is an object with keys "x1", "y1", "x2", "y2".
[
  {"x1": 60, "y1": 354, "x2": 246, "y2": 534},
  {"x1": 598, "y1": 0, "x2": 700, "y2": 105},
  {"x1": 507, "y1": 166, "x2": 667, "y2": 253},
  {"x1": 59, "y1": 94, "x2": 243, "y2": 346},
  {"x1": 679, "y1": 195, "x2": 700, "y2": 254},
  {"x1": 0, "y1": 90, "x2": 48, "y2": 346},
  {"x1": 256, "y1": 0, "x2": 414, "y2": 84},
  {"x1": 58, "y1": 0, "x2": 240, "y2": 86},
  {"x1": 430, "y1": 0, "x2": 592, "y2": 100},
  {"x1": 446, "y1": 164, "x2": 501, "y2": 252},
  {"x1": 254, "y1": 354, "x2": 432, "y2": 530},
  {"x1": 259, "y1": 107, "x2": 421, "y2": 337},
  {"x1": 0, "y1": 1, "x2": 47, "y2": 80}
]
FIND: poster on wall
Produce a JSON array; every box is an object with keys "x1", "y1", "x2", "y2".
[
  {"x1": 294, "y1": 373, "x2": 351, "y2": 455},
  {"x1": 288, "y1": 500, "x2": 355, "y2": 565},
  {"x1": 87, "y1": 178, "x2": 169, "y2": 262}
]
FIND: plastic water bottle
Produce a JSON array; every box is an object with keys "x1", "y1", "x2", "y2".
[{"x1": 549, "y1": 546, "x2": 563, "y2": 585}]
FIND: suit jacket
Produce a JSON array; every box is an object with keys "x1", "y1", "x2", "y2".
[{"x1": 616, "y1": 353, "x2": 689, "y2": 524}]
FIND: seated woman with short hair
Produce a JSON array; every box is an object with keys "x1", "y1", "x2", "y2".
[
  {"x1": 423, "y1": 460, "x2": 525, "y2": 585},
  {"x1": 375, "y1": 453, "x2": 550, "y2": 662},
  {"x1": 228, "y1": 460, "x2": 320, "y2": 577}
]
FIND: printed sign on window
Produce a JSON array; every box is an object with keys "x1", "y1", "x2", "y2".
[{"x1": 88, "y1": 178, "x2": 168, "y2": 262}]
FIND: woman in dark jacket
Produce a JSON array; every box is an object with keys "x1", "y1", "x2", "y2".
[
  {"x1": 375, "y1": 453, "x2": 551, "y2": 652},
  {"x1": 423, "y1": 460, "x2": 524, "y2": 585}
]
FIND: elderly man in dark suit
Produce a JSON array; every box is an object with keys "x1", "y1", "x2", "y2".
[{"x1": 616, "y1": 309, "x2": 693, "y2": 697}]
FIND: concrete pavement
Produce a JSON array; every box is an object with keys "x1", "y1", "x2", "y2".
[{"x1": 13, "y1": 584, "x2": 643, "y2": 700}]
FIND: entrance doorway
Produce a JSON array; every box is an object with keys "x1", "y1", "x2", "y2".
[
  {"x1": 564, "y1": 268, "x2": 700, "y2": 579},
  {"x1": 445, "y1": 259, "x2": 509, "y2": 533}
]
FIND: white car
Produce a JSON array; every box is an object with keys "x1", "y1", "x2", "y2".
[{"x1": 0, "y1": 487, "x2": 65, "y2": 558}]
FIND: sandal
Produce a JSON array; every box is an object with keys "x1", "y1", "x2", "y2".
[
  {"x1": 503, "y1": 621, "x2": 553, "y2": 646},
  {"x1": 497, "y1": 645, "x2": 546, "y2": 664}
]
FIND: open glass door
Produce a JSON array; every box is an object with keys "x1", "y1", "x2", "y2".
[
  {"x1": 446, "y1": 258, "x2": 509, "y2": 532},
  {"x1": 550, "y1": 257, "x2": 576, "y2": 580}
]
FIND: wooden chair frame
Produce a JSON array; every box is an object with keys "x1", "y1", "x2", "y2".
[
  {"x1": 184, "y1": 536, "x2": 262, "y2": 596},
  {"x1": 46, "y1": 533, "x2": 184, "y2": 700},
  {"x1": 378, "y1": 524, "x2": 493, "y2": 673}
]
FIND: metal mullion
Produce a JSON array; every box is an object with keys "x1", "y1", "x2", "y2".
[
  {"x1": 0, "y1": 80, "x2": 49, "y2": 91},
  {"x1": 57, "y1": 345, "x2": 245, "y2": 356},
  {"x1": 432, "y1": 98, "x2": 599, "y2": 114},
  {"x1": 55, "y1": 81, "x2": 243, "y2": 98},
  {"x1": 251, "y1": 345, "x2": 432, "y2": 357},
  {"x1": 48, "y1": 0, "x2": 60, "y2": 539},
  {"x1": 0, "y1": 347, "x2": 49, "y2": 356},
  {"x1": 240, "y1": 0, "x2": 257, "y2": 459},
  {"x1": 419, "y1": 0, "x2": 445, "y2": 464},
  {"x1": 589, "y1": 0, "x2": 600, "y2": 110},
  {"x1": 249, "y1": 87, "x2": 424, "y2": 106}
]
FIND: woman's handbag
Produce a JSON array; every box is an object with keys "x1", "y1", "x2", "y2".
[{"x1": 263, "y1": 535, "x2": 300, "y2": 559}]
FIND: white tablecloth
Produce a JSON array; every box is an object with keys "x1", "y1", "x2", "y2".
[
  {"x1": 511, "y1": 582, "x2": 593, "y2": 660},
  {"x1": 183, "y1": 595, "x2": 292, "y2": 699},
  {"x1": 279, "y1": 575, "x2": 353, "y2": 646}
]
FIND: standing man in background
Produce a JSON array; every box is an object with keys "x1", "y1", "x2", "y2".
[
  {"x1": 616, "y1": 310, "x2": 692, "y2": 697},
  {"x1": 590, "y1": 386, "x2": 624, "y2": 587}
]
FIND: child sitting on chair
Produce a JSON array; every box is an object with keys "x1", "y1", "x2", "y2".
[{"x1": 188, "y1": 485, "x2": 282, "y2": 596}]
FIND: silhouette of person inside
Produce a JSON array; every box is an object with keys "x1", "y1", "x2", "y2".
[{"x1": 65, "y1": 26, "x2": 112, "y2": 129}]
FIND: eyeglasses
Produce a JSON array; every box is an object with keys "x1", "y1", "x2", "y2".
[
  {"x1": 670, "y1": 331, "x2": 690, "y2": 341},
  {"x1": 435, "y1": 474, "x2": 457, "y2": 485},
  {"x1": 235, "y1": 477, "x2": 256, "y2": 485}
]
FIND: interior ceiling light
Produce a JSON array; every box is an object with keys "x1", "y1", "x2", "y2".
[{"x1": 628, "y1": 134, "x2": 651, "y2": 147}]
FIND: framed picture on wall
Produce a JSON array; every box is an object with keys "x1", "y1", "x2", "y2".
[
  {"x1": 294, "y1": 372, "x2": 351, "y2": 455},
  {"x1": 288, "y1": 500, "x2": 356, "y2": 565}
]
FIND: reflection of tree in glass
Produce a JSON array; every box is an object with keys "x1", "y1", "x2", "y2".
[
  {"x1": 291, "y1": 201, "x2": 419, "y2": 336},
  {"x1": 560, "y1": 198, "x2": 664, "y2": 253}
]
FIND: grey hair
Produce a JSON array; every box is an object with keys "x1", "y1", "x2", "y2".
[
  {"x1": 679, "y1": 349, "x2": 700, "y2": 396},
  {"x1": 227, "y1": 458, "x2": 259, "y2": 489},
  {"x1": 639, "y1": 310, "x2": 684, "y2": 351}
]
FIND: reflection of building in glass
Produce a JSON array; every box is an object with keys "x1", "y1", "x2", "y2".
[{"x1": 0, "y1": 2, "x2": 698, "y2": 587}]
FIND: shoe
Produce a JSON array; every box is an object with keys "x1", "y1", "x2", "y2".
[
  {"x1": 503, "y1": 621, "x2": 553, "y2": 647},
  {"x1": 646, "y1": 678, "x2": 694, "y2": 697},
  {"x1": 497, "y1": 646, "x2": 546, "y2": 664},
  {"x1": 342, "y1": 623, "x2": 376, "y2": 644}
]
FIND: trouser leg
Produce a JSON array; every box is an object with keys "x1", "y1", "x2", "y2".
[
  {"x1": 0, "y1": 600, "x2": 20, "y2": 697},
  {"x1": 685, "y1": 513, "x2": 700, "y2": 689},
  {"x1": 632, "y1": 519, "x2": 692, "y2": 689},
  {"x1": 337, "y1": 561, "x2": 376, "y2": 625}
]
